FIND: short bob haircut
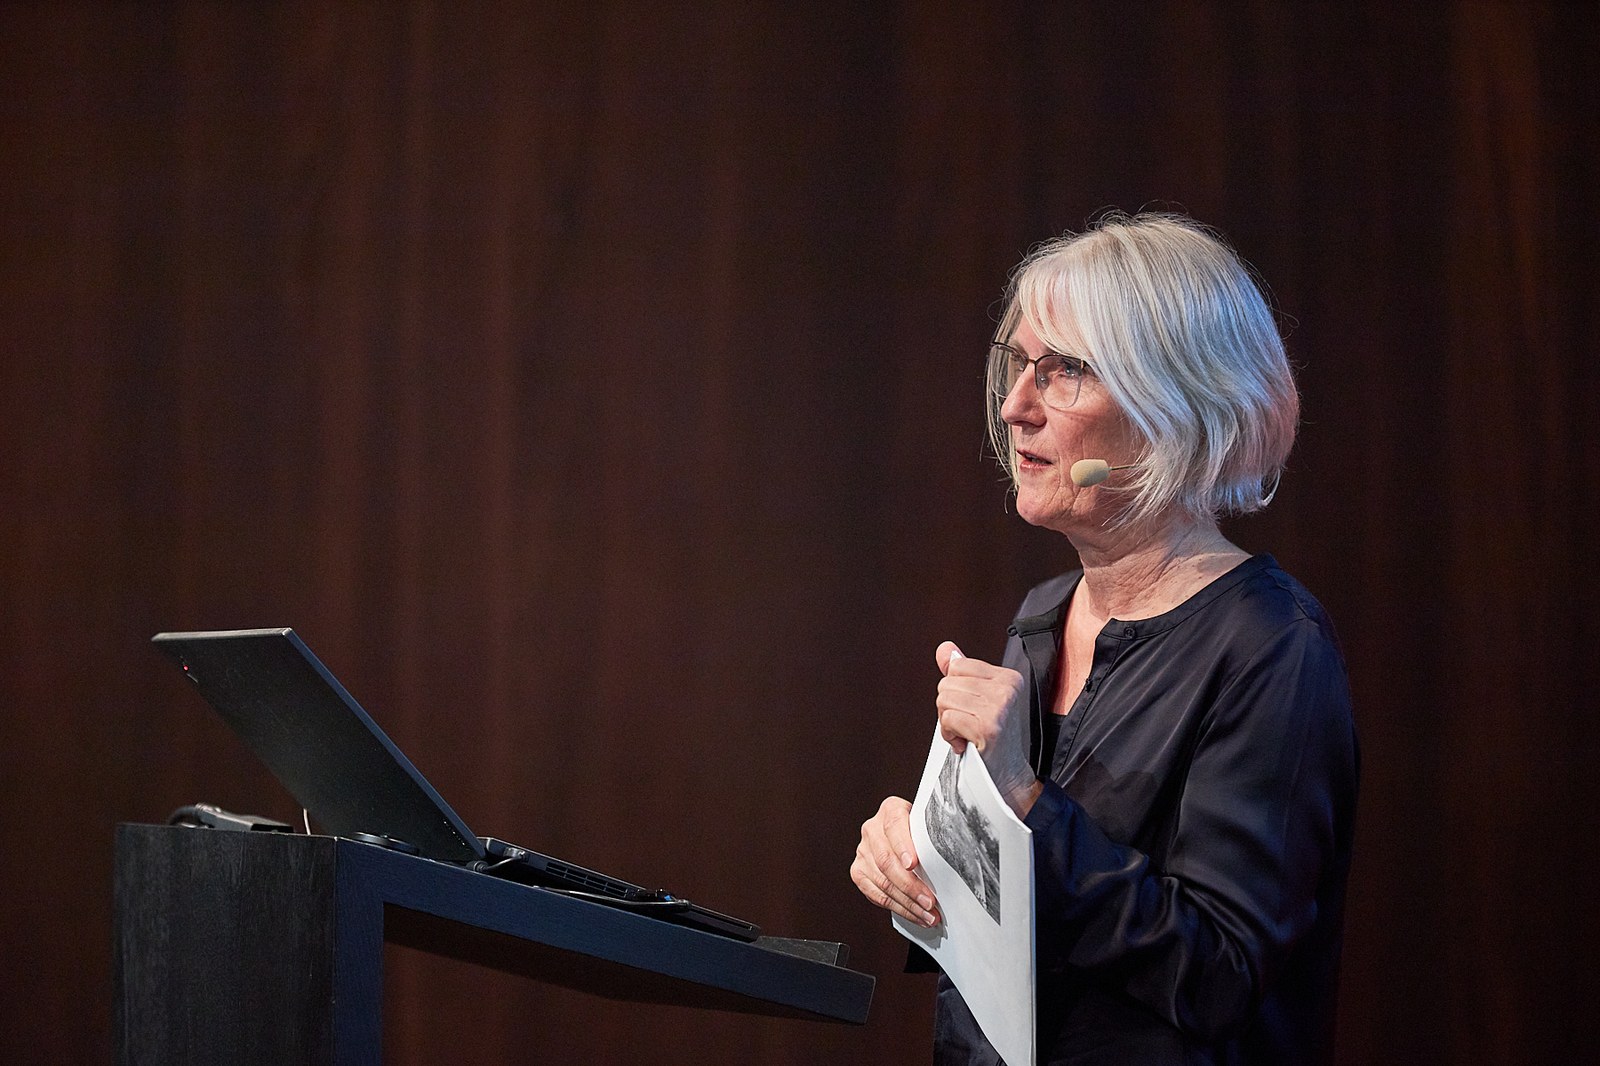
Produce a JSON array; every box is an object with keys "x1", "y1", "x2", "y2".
[{"x1": 985, "y1": 212, "x2": 1299, "y2": 528}]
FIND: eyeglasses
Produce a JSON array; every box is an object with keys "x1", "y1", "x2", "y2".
[{"x1": 988, "y1": 342, "x2": 1091, "y2": 410}]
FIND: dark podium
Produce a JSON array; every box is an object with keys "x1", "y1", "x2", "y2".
[{"x1": 114, "y1": 824, "x2": 875, "y2": 1064}]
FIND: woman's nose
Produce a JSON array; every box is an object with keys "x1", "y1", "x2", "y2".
[{"x1": 1001, "y1": 373, "x2": 1042, "y2": 425}]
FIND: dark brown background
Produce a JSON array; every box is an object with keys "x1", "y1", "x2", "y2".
[{"x1": 3, "y1": 3, "x2": 1596, "y2": 1063}]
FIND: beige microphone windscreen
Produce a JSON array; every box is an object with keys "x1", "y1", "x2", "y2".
[{"x1": 1070, "y1": 458, "x2": 1111, "y2": 487}]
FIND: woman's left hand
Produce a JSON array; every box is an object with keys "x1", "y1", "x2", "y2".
[{"x1": 936, "y1": 641, "x2": 1043, "y2": 817}]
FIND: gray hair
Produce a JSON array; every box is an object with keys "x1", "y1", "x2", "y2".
[{"x1": 985, "y1": 212, "x2": 1299, "y2": 527}]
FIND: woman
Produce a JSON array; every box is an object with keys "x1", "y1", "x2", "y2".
[{"x1": 851, "y1": 213, "x2": 1357, "y2": 1065}]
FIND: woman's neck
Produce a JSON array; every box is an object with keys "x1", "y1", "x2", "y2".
[{"x1": 1070, "y1": 517, "x2": 1249, "y2": 622}]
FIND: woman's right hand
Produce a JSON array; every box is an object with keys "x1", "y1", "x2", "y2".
[{"x1": 851, "y1": 795, "x2": 940, "y2": 927}]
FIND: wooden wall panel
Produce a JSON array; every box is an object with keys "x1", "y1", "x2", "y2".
[{"x1": 2, "y1": 3, "x2": 1595, "y2": 1062}]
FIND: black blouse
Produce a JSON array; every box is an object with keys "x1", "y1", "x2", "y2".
[{"x1": 930, "y1": 554, "x2": 1359, "y2": 1066}]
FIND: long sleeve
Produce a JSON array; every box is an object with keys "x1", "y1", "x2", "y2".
[{"x1": 1025, "y1": 615, "x2": 1357, "y2": 1042}]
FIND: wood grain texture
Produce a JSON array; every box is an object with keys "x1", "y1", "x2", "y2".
[{"x1": 4, "y1": 3, "x2": 1598, "y2": 1063}]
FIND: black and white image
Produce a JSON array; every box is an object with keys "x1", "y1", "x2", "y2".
[{"x1": 924, "y1": 749, "x2": 1002, "y2": 923}]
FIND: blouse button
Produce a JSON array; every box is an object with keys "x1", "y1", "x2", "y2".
[{"x1": 1122, "y1": 625, "x2": 1136, "y2": 638}]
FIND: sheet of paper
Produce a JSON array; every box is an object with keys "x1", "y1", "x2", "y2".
[{"x1": 894, "y1": 726, "x2": 1035, "y2": 1066}]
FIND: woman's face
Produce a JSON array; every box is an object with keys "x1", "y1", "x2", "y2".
[{"x1": 1001, "y1": 316, "x2": 1140, "y2": 538}]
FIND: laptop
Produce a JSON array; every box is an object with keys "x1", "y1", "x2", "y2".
[{"x1": 152, "y1": 627, "x2": 759, "y2": 941}]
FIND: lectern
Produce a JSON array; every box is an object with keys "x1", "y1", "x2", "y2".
[{"x1": 114, "y1": 824, "x2": 874, "y2": 1064}]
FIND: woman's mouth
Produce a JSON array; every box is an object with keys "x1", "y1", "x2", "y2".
[{"x1": 1017, "y1": 449, "x2": 1052, "y2": 469}]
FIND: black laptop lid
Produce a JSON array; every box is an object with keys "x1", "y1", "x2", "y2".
[{"x1": 152, "y1": 628, "x2": 483, "y2": 864}]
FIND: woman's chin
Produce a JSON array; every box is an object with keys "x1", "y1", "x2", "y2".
[
  {"x1": 1015, "y1": 486, "x2": 1095, "y2": 538},
  {"x1": 1014, "y1": 494, "x2": 1064, "y2": 531}
]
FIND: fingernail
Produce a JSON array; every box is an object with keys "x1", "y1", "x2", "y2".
[
  {"x1": 901, "y1": 852, "x2": 915, "y2": 869},
  {"x1": 918, "y1": 895, "x2": 933, "y2": 910}
]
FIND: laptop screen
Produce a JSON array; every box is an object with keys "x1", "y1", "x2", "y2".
[{"x1": 152, "y1": 628, "x2": 483, "y2": 863}]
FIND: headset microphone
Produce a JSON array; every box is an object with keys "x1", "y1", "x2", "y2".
[{"x1": 1069, "y1": 458, "x2": 1137, "y2": 487}]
